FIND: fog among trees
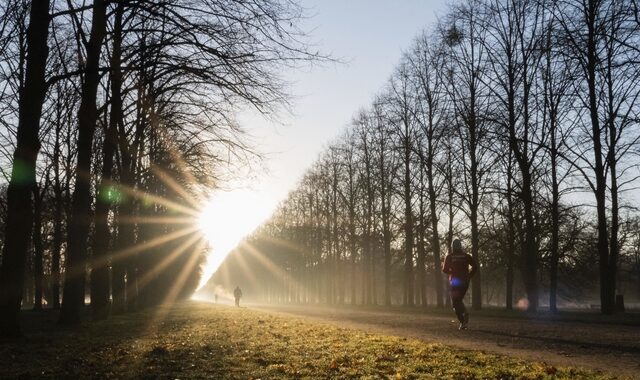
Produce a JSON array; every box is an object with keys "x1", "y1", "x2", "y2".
[{"x1": 211, "y1": 0, "x2": 640, "y2": 314}]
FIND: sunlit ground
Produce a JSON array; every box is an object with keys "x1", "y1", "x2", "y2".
[
  {"x1": 1, "y1": 302, "x2": 616, "y2": 379},
  {"x1": 196, "y1": 188, "x2": 276, "y2": 289}
]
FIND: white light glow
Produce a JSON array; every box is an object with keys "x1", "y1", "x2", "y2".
[{"x1": 196, "y1": 188, "x2": 275, "y2": 289}]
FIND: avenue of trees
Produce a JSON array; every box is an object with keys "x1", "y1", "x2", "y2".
[
  {"x1": 0, "y1": 0, "x2": 320, "y2": 337},
  {"x1": 214, "y1": 0, "x2": 640, "y2": 314}
]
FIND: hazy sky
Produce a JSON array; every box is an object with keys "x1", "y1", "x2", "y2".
[
  {"x1": 237, "y1": 0, "x2": 450, "y2": 207},
  {"x1": 200, "y1": 0, "x2": 451, "y2": 283}
]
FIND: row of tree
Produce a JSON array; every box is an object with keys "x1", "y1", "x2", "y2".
[
  {"x1": 0, "y1": 0, "x2": 319, "y2": 337},
  {"x1": 217, "y1": 0, "x2": 640, "y2": 314}
]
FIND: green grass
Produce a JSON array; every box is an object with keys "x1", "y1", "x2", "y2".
[{"x1": 0, "y1": 301, "x2": 624, "y2": 379}]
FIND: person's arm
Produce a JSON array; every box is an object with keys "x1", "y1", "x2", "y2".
[
  {"x1": 442, "y1": 255, "x2": 452, "y2": 274},
  {"x1": 468, "y1": 254, "x2": 479, "y2": 278}
]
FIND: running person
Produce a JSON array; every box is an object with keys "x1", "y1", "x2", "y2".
[{"x1": 442, "y1": 239, "x2": 478, "y2": 330}]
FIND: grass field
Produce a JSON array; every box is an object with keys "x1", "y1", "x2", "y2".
[{"x1": 0, "y1": 301, "x2": 624, "y2": 379}]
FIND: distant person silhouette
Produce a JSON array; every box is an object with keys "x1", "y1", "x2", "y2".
[
  {"x1": 233, "y1": 286, "x2": 242, "y2": 307},
  {"x1": 442, "y1": 239, "x2": 478, "y2": 330},
  {"x1": 214, "y1": 293, "x2": 218, "y2": 304}
]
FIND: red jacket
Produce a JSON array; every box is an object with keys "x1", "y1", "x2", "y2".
[{"x1": 442, "y1": 253, "x2": 478, "y2": 283}]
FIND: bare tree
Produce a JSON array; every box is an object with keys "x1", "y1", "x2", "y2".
[
  {"x1": 91, "y1": 0, "x2": 125, "y2": 319},
  {"x1": 442, "y1": 0, "x2": 492, "y2": 310},
  {"x1": 482, "y1": 0, "x2": 546, "y2": 312},
  {"x1": 539, "y1": 5, "x2": 576, "y2": 313},
  {"x1": 388, "y1": 61, "x2": 419, "y2": 306},
  {"x1": 0, "y1": 0, "x2": 51, "y2": 337},
  {"x1": 555, "y1": 0, "x2": 640, "y2": 314},
  {"x1": 59, "y1": 0, "x2": 108, "y2": 326},
  {"x1": 409, "y1": 32, "x2": 450, "y2": 308}
]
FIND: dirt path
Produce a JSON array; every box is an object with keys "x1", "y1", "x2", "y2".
[{"x1": 253, "y1": 304, "x2": 640, "y2": 379}]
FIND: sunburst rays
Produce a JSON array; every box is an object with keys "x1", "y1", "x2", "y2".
[
  {"x1": 87, "y1": 120, "x2": 277, "y2": 316},
  {"x1": 87, "y1": 126, "x2": 214, "y2": 315}
]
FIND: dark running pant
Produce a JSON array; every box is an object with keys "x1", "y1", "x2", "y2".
[{"x1": 450, "y1": 280, "x2": 469, "y2": 323}]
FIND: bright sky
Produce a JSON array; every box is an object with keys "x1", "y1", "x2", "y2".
[{"x1": 197, "y1": 0, "x2": 450, "y2": 287}]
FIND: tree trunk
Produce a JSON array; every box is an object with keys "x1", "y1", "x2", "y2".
[
  {"x1": 33, "y1": 184, "x2": 46, "y2": 311},
  {"x1": 370, "y1": 233, "x2": 377, "y2": 305},
  {"x1": 445, "y1": 146, "x2": 455, "y2": 309},
  {"x1": 469, "y1": 112, "x2": 482, "y2": 311},
  {"x1": 381, "y1": 166, "x2": 391, "y2": 307},
  {"x1": 426, "y1": 152, "x2": 443, "y2": 308},
  {"x1": 111, "y1": 209, "x2": 126, "y2": 313},
  {"x1": 0, "y1": 0, "x2": 50, "y2": 337},
  {"x1": 349, "y1": 200, "x2": 357, "y2": 305},
  {"x1": 383, "y1": 208, "x2": 391, "y2": 306},
  {"x1": 605, "y1": 28, "x2": 620, "y2": 314},
  {"x1": 470, "y1": 204, "x2": 481, "y2": 310},
  {"x1": 583, "y1": 0, "x2": 613, "y2": 315},
  {"x1": 91, "y1": 2, "x2": 124, "y2": 319},
  {"x1": 403, "y1": 134, "x2": 414, "y2": 306},
  {"x1": 521, "y1": 172, "x2": 538, "y2": 312},
  {"x1": 416, "y1": 181, "x2": 427, "y2": 307},
  {"x1": 607, "y1": 95, "x2": 619, "y2": 316},
  {"x1": 60, "y1": 0, "x2": 108, "y2": 325},
  {"x1": 505, "y1": 161, "x2": 515, "y2": 310},
  {"x1": 549, "y1": 129, "x2": 560, "y2": 313},
  {"x1": 51, "y1": 98, "x2": 64, "y2": 310},
  {"x1": 331, "y1": 166, "x2": 338, "y2": 304}
]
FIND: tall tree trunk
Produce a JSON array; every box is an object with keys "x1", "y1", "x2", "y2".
[
  {"x1": 373, "y1": 117, "x2": 392, "y2": 306},
  {"x1": 505, "y1": 158, "x2": 515, "y2": 310},
  {"x1": 112, "y1": 141, "x2": 134, "y2": 313},
  {"x1": 469, "y1": 113, "x2": 482, "y2": 311},
  {"x1": 120, "y1": 182, "x2": 137, "y2": 311},
  {"x1": 545, "y1": 25, "x2": 562, "y2": 312},
  {"x1": 33, "y1": 174, "x2": 51, "y2": 310},
  {"x1": 520, "y1": 172, "x2": 538, "y2": 312},
  {"x1": 91, "y1": 2, "x2": 124, "y2": 319},
  {"x1": 370, "y1": 229, "x2": 377, "y2": 305},
  {"x1": 403, "y1": 133, "x2": 414, "y2": 306},
  {"x1": 583, "y1": 0, "x2": 612, "y2": 315},
  {"x1": 111, "y1": 210, "x2": 126, "y2": 313},
  {"x1": 381, "y1": 162, "x2": 391, "y2": 307},
  {"x1": 33, "y1": 186, "x2": 44, "y2": 311},
  {"x1": 60, "y1": 0, "x2": 108, "y2": 325},
  {"x1": 51, "y1": 97, "x2": 64, "y2": 310},
  {"x1": 426, "y1": 145, "x2": 443, "y2": 308},
  {"x1": 331, "y1": 167, "x2": 338, "y2": 304},
  {"x1": 113, "y1": 36, "x2": 146, "y2": 312},
  {"x1": 549, "y1": 126, "x2": 560, "y2": 313},
  {"x1": 382, "y1": 204, "x2": 391, "y2": 306},
  {"x1": 416, "y1": 177, "x2": 427, "y2": 306},
  {"x1": 470, "y1": 203, "x2": 481, "y2": 310},
  {"x1": 607, "y1": 82, "x2": 619, "y2": 315},
  {"x1": 363, "y1": 138, "x2": 374, "y2": 305},
  {"x1": 605, "y1": 27, "x2": 621, "y2": 313},
  {"x1": 445, "y1": 145, "x2": 455, "y2": 309},
  {"x1": 349, "y1": 198, "x2": 357, "y2": 305},
  {"x1": 0, "y1": 0, "x2": 51, "y2": 337}
]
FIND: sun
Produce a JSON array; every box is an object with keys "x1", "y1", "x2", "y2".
[{"x1": 196, "y1": 188, "x2": 275, "y2": 289}]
